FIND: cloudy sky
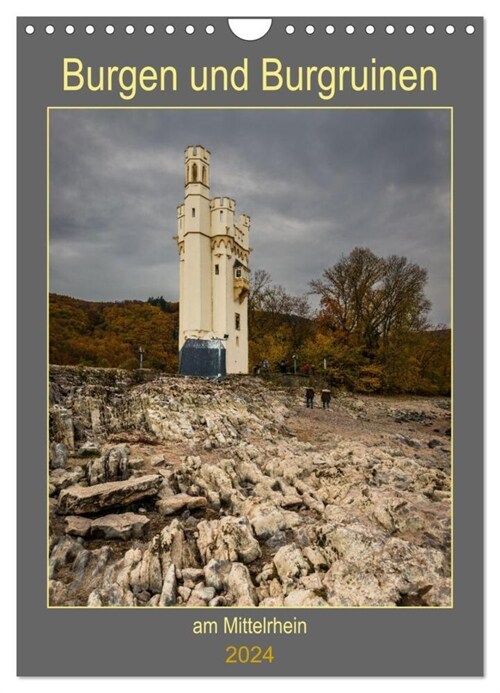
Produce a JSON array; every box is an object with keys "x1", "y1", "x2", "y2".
[{"x1": 50, "y1": 108, "x2": 451, "y2": 325}]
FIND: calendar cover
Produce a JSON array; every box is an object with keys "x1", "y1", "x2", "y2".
[{"x1": 17, "y1": 16, "x2": 483, "y2": 676}]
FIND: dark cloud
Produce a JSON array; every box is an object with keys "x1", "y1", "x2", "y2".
[{"x1": 50, "y1": 108, "x2": 450, "y2": 324}]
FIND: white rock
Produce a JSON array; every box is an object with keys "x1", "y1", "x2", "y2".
[
  {"x1": 159, "y1": 563, "x2": 177, "y2": 606},
  {"x1": 273, "y1": 544, "x2": 311, "y2": 584}
]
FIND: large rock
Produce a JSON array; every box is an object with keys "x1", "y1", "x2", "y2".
[
  {"x1": 158, "y1": 519, "x2": 198, "y2": 572},
  {"x1": 273, "y1": 544, "x2": 311, "y2": 584},
  {"x1": 250, "y1": 511, "x2": 285, "y2": 539},
  {"x1": 50, "y1": 442, "x2": 68, "y2": 470},
  {"x1": 156, "y1": 493, "x2": 207, "y2": 515},
  {"x1": 318, "y1": 522, "x2": 449, "y2": 606},
  {"x1": 78, "y1": 440, "x2": 101, "y2": 458},
  {"x1": 129, "y1": 548, "x2": 163, "y2": 594},
  {"x1": 90, "y1": 513, "x2": 150, "y2": 540},
  {"x1": 57, "y1": 474, "x2": 162, "y2": 515},
  {"x1": 50, "y1": 405, "x2": 74, "y2": 450},
  {"x1": 49, "y1": 580, "x2": 68, "y2": 606},
  {"x1": 49, "y1": 536, "x2": 83, "y2": 578},
  {"x1": 226, "y1": 563, "x2": 258, "y2": 606},
  {"x1": 198, "y1": 464, "x2": 235, "y2": 506},
  {"x1": 197, "y1": 516, "x2": 261, "y2": 565},
  {"x1": 87, "y1": 590, "x2": 103, "y2": 606},
  {"x1": 65, "y1": 516, "x2": 92, "y2": 537},
  {"x1": 49, "y1": 467, "x2": 85, "y2": 492},
  {"x1": 284, "y1": 589, "x2": 327, "y2": 606},
  {"x1": 159, "y1": 563, "x2": 177, "y2": 606},
  {"x1": 203, "y1": 558, "x2": 257, "y2": 606},
  {"x1": 87, "y1": 444, "x2": 130, "y2": 485}
]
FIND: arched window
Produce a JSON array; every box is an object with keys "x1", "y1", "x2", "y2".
[
  {"x1": 202, "y1": 165, "x2": 207, "y2": 184},
  {"x1": 192, "y1": 163, "x2": 198, "y2": 182}
]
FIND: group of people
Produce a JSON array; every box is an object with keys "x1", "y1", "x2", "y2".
[
  {"x1": 251, "y1": 360, "x2": 332, "y2": 409},
  {"x1": 252, "y1": 359, "x2": 270, "y2": 376},
  {"x1": 252, "y1": 359, "x2": 316, "y2": 376},
  {"x1": 253, "y1": 359, "x2": 291, "y2": 375},
  {"x1": 305, "y1": 387, "x2": 332, "y2": 409}
]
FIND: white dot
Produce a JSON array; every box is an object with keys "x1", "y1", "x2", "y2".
[
  {"x1": 165, "y1": 25, "x2": 175, "y2": 34},
  {"x1": 426, "y1": 25, "x2": 435, "y2": 34},
  {"x1": 325, "y1": 25, "x2": 335, "y2": 34},
  {"x1": 25, "y1": 24, "x2": 35, "y2": 34},
  {"x1": 285, "y1": 24, "x2": 295, "y2": 34},
  {"x1": 85, "y1": 25, "x2": 95, "y2": 35},
  {"x1": 65, "y1": 25, "x2": 75, "y2": 34},
  {"x1": 306, "y1": 25, "x2": 315, "y2": 34},
  {"x1": 186, "y1": 24, "x2": 195, "y2": 34},
  {"x1": 346, "y1": 24, "x2": 355, "y2": 35},
  {"x1": 446, "y1": 25, "x2": 455, "y2": 35},
  {"x1": 105, "y1": 25, "x2": 114, "y2": 34},
  {"x1": 145, "y1": 25, "x2": 155, "y2": 34},
  {"x1": 406, "y1": 24, "x2": 415, "y2": 34},
  {"x1": 365, "y1": 24, "x2": 375, "y2": 35},
  {"x1": 385, "y1": 24, "x2": 395, "y2": 35},
  {"x1": 125, "y1": 24, "x2": 135, "y2": 35},
  {"x1": 45, "y1": 25, "x2": 55, "y2": 34},
  {"x1": 205, "y1": 25, "x2": 215, "y2": 34},
  {"x1": 466, "y1": 24, "x2": 475, "y2": 34}
]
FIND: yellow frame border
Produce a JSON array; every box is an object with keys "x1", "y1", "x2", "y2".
[{"x1": 46, "y1": 105, "x2": 454, "y2": 610}]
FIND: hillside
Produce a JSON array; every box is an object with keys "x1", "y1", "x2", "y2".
[
  {"x1": 48, "y1": 293, "x2": 302, "y2": 375},
  {"x1": 49, "y1": 294, "x2": 179, "y2": 371},
  {"x1": 49, "y1": 293, "x2": 451, "y2": 395}
]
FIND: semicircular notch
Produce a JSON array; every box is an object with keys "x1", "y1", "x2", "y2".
[{"x1": 228, "y1": 18, "x2": 272, "y2": 41}]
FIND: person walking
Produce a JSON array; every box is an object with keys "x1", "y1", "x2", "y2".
[
  {"x1": 321, "y1": 388, "x2": 332, "y2": 409},
  {"x1": 305, "y1": 387, "x2": 315, "y2": 408}
]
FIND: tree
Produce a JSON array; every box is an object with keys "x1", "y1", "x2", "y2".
[
  {"x1": 308, "y1": 248, "x2": 443, "y2": 393},
  {"x1": 147, "y1": 296, "x2": 177, "y2": 314},
  {"x1": 377, "y1": 254, "x2": 431, "y2": 340},
  {"x1": 310, "y1": 248, "x2": 431, "y2": 347},
  {"x1": 310, "y1": 248, "x2": 385, "y2": 342},
  {"x1": 248, "y1": 269, "x2": 312, "y2": 369},
  {"x1": 248, "y1": 269, "x2": 272, "y2": 313},
  {"x1": 249, "y1": 269, "x2": 310, "y2": 317}
]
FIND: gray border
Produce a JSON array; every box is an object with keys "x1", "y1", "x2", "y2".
[{"x1": 17, "y1": 17, "x2": 483, "y2": 676}]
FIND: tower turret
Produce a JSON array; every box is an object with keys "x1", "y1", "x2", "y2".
[
  {"x1": 210, "y1": 196, "x2": 236, "y2": 236},
  {"x1": 184, "y1": 145, "x2": 210, "y2": 190}
]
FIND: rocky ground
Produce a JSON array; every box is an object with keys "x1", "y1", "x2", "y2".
[{"x1": 48, "y1": 366, "x2": 452, "y2": 608}]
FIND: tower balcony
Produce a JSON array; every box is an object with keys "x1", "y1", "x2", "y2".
[{"x1": 233, "y1": 264, "x2": 250, "y2": 303}]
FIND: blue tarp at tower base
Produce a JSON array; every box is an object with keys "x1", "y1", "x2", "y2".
[{"x1": 179, "y1": 338, "x2": 226, "y2": 378}]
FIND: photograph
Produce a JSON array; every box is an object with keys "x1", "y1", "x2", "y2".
[{"x1": 48, "y1": 108, "x2": 452, "y2": 608}]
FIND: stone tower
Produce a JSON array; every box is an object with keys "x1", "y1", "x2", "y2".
[{"x1": 174, "y1": 145, "x2": 251, "y2": 375}]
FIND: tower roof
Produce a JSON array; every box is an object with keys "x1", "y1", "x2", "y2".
[{"x1": 184, "y1": 144, "x2": 211, "y2": 158}]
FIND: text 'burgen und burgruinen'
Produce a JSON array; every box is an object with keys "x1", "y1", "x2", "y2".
[{"x1": 62, "y1": 57, "x2": 438, "y2": 101}]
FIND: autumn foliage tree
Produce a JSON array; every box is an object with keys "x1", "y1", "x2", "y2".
[
  {"x1": 308, "y1": 248, "x2": 447, "y2": 393},
  {"x1": 310, "y1": 248, "x2": 430, "y2": 344}
]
